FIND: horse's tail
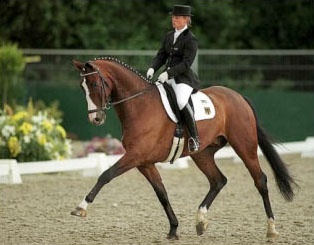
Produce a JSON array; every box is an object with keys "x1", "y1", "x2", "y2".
[{"x1": 243, "y1": 96, "x2": 297, "y2": 202}]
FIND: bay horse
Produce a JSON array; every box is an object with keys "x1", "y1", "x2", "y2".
[{"x1": 71, "y1": 57, "x2": 296, "y2": 240}]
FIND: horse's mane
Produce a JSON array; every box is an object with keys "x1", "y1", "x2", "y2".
[{"x1": 93, "y1": 57, "x2": 152, "y2": 84}]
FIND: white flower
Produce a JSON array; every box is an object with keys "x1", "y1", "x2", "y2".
[
  {"x1": 32, "y1": 111, "x2": 46, "y2": 124},
  {"x1": 65, "y1": 139, "x2": 73, "y2": 156},
  {"x1": 44, "y1": 142, "x2": 53, "y2": 152},
  {"x1": 34, "y1": 129, "x2": 42, "y2": 137},
  {"x1": 1, "y1": 125, "x2": 16, "y2": 138},
  {"x1": 23, "y1": 135, "x2": 31, "y2": 144}
]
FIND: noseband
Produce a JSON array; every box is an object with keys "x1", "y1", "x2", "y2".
[{"x1": 80, "y1": 70, "x2": 110, "y2": 114}]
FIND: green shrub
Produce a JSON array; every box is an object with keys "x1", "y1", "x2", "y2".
[{"x1": 0, "y1": 43, "x2": 26, "y2": 107}]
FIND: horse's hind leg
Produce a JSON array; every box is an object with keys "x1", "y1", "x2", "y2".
[
  {"x1": 137, "y1": 164, "x2": 179, "y2": 240},
  {"x1": 231, "y1": 140, "x2": 279, "y2": 238},
  {"x1": 191, "y1": 147, "x2": 227, "y2": 236},
  {"x1": 244, "y1": 157, "x2": 278, "y2": 238}
]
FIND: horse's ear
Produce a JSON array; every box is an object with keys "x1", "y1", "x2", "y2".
[{"x1": 72, "y1": 60, "x2": 84, "y2": 71}]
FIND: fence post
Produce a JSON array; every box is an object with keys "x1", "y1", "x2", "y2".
[
  {"x1": 9, "y1": 160, "x2": 22, "y2": 184},
  {"x1": 82, "y1": 153, "x2": 110, "y2": 177},
  {"x1": 302, "y1": 137, "x2": 314, "y2": 158},
  {"x1": 0, "y1": 159, "x2": 22, "y2": 184}
]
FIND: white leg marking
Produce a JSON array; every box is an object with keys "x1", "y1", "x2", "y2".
[
  {"x1": 78, "y1": 197, "x2": 88, "y2": 210},
  {"x1": 196, "y1": 206, "x2": 208, "y2": 223},
  {"x1": 267, "y1": 218, "x2": 279, "y2": 238}
]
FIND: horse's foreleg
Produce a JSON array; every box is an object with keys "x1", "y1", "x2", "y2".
[
  {"x1": 71, "y1": 158, "x2": 134, "y2": 217},
  {"x1": 137, "y1": 165, "x2": 179, "y2": 240},
  {"x1": 192, "y1": 150, "x2": 227, "y2": 236}
]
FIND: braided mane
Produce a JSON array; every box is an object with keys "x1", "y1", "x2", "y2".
[{"x1": 94, "y1": 57, "x2": 151, "y2": 83}]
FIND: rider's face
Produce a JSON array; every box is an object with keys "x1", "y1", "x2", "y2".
[{"x1": 172, "y1": 15, "x2": 189, "y2": 30}]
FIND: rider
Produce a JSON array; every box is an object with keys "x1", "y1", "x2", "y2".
[{"x1": 146, "y1": 4, "x2": 200, "y2": 153}]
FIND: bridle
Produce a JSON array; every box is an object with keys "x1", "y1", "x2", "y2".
[
  {"x1": 80, "y1": 68, "x2": 152, "y2": 114},
  {"x1": 80, "y1": 70, "x2": 110, "y2": 114}
]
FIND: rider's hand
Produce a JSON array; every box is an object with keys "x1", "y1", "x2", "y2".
[
  {"x1": 158, "y1": 71, "x2": 168, "y2": 83},
  {"x1": 146, "y1": 68, "x2": 154, "y2": 79}
]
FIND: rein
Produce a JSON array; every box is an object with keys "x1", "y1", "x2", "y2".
[{"x1": 80, "y1": 69, "x2": 153, "y2": 113}]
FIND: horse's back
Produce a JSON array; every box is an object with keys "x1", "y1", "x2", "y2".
[
  {"x1": 201, "y1": 86, "x2": 242, "y2": 100},
  {"x1": 203, "y1": 85, "x2": 253, "y2": 109}
]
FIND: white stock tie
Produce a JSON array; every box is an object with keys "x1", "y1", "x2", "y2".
[{"x1": 173, "y1": 31, "x2": 179, "y2": 44}]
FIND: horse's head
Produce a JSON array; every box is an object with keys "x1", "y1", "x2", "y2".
[{"x1": 73, "y1": 60, "x2": 112, "y2": 126}]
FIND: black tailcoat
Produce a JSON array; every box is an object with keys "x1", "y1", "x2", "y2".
[{"x1": 151, "y1": 29, "x2": 200, "y2": 90}]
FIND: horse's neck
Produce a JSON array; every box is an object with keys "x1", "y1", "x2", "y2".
[
  {"x1": 104, "y1": 61, "x2": 152, "y2": 101},
  {"x1": 99, "y1": 61, "x2": 157, "y2": 124}
]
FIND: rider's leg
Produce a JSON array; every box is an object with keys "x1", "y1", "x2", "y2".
[
  {"x1": 167, "y1": 79, "x2": 199, "y2": 152},
  {"x1": 180, "y1": 102, "x2": 200, "y2": 152}
]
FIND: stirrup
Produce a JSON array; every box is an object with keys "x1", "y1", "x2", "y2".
[{"x1": 188, "y1": 137, "x2": 200, "y2": 153}]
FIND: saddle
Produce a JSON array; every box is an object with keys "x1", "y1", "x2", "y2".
[
  {"x1": 157, "y1": 83, "x2": 215, "y2": 123},
  {"x1": 157, "y1": 83, "x2": 216, "y2": 164}
]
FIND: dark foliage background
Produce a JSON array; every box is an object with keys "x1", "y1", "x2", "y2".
[{"x1": 1, "y1": 0, "x2": 313, "y2": 49}]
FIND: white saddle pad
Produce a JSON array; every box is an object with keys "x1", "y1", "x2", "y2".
[{"x1": 157, "y1": 84, "x2": 216, "y2": 123}]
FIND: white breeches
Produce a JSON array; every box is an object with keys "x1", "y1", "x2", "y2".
[{"x1": 166, "y1": 78, "x2": 193, "y2": 110}]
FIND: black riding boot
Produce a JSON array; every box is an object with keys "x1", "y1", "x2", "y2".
[{"x1": 181, "y1": 103, "x2": 200, "y2": 153}]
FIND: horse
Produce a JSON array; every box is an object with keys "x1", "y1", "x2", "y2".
[{"x1": 71, "y1": 57, "x2": 296, "y2": 240}]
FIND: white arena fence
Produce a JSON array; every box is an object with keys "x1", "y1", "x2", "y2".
[{"x1": 0, "y1": 137, "x2": 313, "y2": 185}]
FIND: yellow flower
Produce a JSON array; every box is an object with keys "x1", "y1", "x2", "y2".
[
  {"x1": 56, "y1": 125, "x2": 66, "y2": 138},
  {"x1": 41, "y1": 120, "x2": 53, "y2": 132},
  {"x1": 19, "y1": 122, "x2": 33, "y2": 135},
  {"x1": 37, "y1": 134, "x2": 47, "y2": 146},
  {"x1": 12, "y1": 111, "x2": 28, "y2": 122},
  {"x1": 8, "y1": 136, "x2": 21, "y2": 157}
]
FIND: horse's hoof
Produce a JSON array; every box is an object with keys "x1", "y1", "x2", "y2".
[
  {"x1": 70, "y1": 207, "x2": 87, "y2": 217},
  {"x1": 166, "y1": 234, "x2": 179, "y2": 240},
  {"x1": 196, "y1": 221, "x2": 209, "y2": 236},
  {"x1": 266, "y1": 218, "x2": 279, "y2": 238},
  {"x1": 266, "y1": 231, "x2": 279, "y2": 239}
]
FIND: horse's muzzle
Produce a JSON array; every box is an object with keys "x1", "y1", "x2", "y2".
[
  {"x1": 89, "y1": 111, "x2": 106, "y2": 126},
  {"x1": 92, "y1": 117, "x2": 105, "y2": 126}
]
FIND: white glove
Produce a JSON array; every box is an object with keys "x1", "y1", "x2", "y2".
[
  {"x1": 146, "y1": 68, "x2": 154, "y2": 79},
  {"x1": 158, "y1": 71, "x2": 168, "y2": 83}
]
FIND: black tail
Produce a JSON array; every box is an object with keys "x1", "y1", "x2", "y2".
[{"x1": 243, "y1": 97, "x2": 297, "y2": 201}]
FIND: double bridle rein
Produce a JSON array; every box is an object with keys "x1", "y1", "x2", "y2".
[{"x1": 80, "y1": 69, "x2": 150, "y2": 114}]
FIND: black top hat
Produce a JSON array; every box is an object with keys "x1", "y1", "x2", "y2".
[{"x1": 169, "y1": 5, "x2": 193, "y2": 16}]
